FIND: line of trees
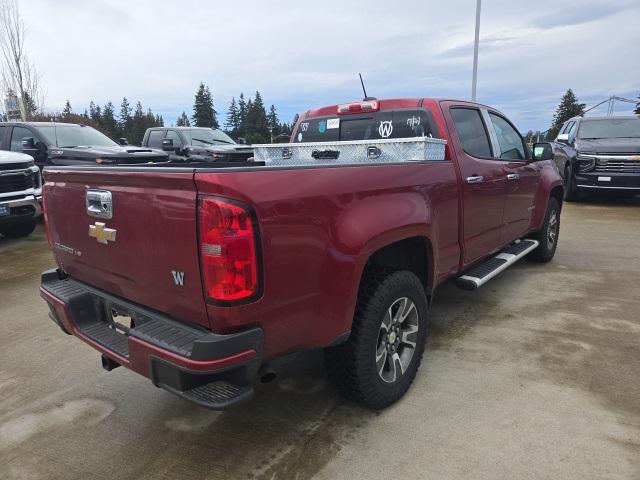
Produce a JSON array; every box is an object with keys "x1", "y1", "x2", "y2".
[
  {"x1": 31, "y1": 82, "x2": 294, "y2": 146},
  {"x1": 175, "y1": 83, "x2": 292, "y2": 143},
  {"x1": 31, "y1": 98, "x2": 164, "y2": 146}
]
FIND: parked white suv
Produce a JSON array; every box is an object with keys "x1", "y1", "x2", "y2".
[{"x1": 0, "y1": 150, "x2": 42, "y2": 238}]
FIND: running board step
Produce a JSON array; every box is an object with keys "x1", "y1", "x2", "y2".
[
  {"x1": 455, "y1": 239, "x2": 539, "y2": 291},
  {"x1": 159, "y1": 380, "x2": 254, "y2": 410}
]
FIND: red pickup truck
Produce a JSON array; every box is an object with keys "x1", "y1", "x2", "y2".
[{"x1": 40, "y1": 98, "x2": 563, "y2": 410}]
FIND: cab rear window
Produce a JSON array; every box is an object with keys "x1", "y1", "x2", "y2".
[{"x1": 294, "y1": 109, "x2": 439, "y2": 143}]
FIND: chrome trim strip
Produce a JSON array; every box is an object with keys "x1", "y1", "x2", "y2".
[
  {"x1": 578, "y1": 153, "x2": 640, "y2": 161},
  {"x1": 577, "y1": 185, "x2": 640, "y2": 190}
]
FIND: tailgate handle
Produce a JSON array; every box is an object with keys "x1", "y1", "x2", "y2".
[
  {"x1": 311, "y1": 149, "x2": 340, "y2": 160},
  {"x1": 86, "y1": 189, "x2": 113, "y2": 219}
]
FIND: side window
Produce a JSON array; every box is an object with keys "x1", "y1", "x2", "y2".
[
  {"x1": 10, "y1": 126, "x2": 33, "y2": 151},
  {"x1": 450, "y1": 108, "x2": 492, "y2": 158},
  {"x1": 566, "y1": 121, "x2": 577, "y2": 138},
  {"x1": 147, "y1": 130, "x2": 165, "y2": 148},
  {"x1": 489, "y1": 113, "x2": 525, "y2": 160},
  {"x1": 0, "y1": 125, "x2": 6, "y2": 144},
  {"x1": 559, "y1": 121, "x2": 573, "y2": 134},
  {"x1": 165, "y1": 130, "x2": 183, "y2": 147}
]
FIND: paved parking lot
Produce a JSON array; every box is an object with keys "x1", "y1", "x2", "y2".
[{"x1": 1, "y1": 196, "x2": 639, "y2": 480}]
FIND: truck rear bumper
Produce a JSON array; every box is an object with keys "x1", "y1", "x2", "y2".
[{"x1": 40, "y1": 269, "x2": 263, "y2": 409}]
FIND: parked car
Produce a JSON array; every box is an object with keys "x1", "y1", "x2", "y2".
[
  {"x1": 39, "y1": 98, "x2": 563, "y2": 410},
  {"x1": 0, "y1": 150, "x2": 42, "y2": 238},
  {"x1": 552, "y1": 115, "x2": 640, "y2": 200},
  {"x1": 0, "y1": 122, "x2": 168, "y2": 168},
  {"x1": 141, "y1": 127, "x2": 254, "y2": 162}
]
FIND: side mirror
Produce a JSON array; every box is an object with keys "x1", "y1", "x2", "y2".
[
  {"x1": 556, "y1": 133, "x2": 569, "y2": 144},
  {"x1": 118, "y1": 137, "x2": 129, "y2": 146},
  {"x1": 532, "y1": 142, "x2": 553, "y2": 161},
  {"x1": 162, "y1": 138, "x2": 176, "y2": 152},
  {"x1": 21, "y1": 137, "x2": 36, "y2": 150}
]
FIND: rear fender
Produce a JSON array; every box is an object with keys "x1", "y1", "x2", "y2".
[{"x1": 328, "y1": 192, "x2": 435, "y2": 334}]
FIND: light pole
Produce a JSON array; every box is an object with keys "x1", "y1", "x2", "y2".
[{"x1": 471, "y1": 0, "x2": 482, "y2": 101}]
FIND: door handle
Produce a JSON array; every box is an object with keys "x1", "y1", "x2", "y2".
[
  {"x1": 506, "y1": 173, "x2": 520, "y2": 180},
  {"x1": 466, "y1": 175, "x2": 484, "y2": 184}
]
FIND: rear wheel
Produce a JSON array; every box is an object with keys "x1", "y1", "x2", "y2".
[
  {"x1": 563, "y1": 164, "x2": 578, "y2": 201},
  {"x1": 528, "y1": 198, "x2": 560, "y2": 263},
  {"x1": 324, "y1": 270, "x2": 428, "y2": 409},
  {"x1": 0, "y1": 221, "x2": 36, "y2": 238}
]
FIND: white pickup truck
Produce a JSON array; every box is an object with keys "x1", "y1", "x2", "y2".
[{"x1": 0, "y1": 150, "x2": 42, "y2": 238}]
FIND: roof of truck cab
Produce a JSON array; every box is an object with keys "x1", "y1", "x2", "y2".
[
  {"x1": 0, "y1": 121, "x2": 86, "y2": 127},
  {"x1": 300, "y1": 98, "x2": 497, "y2": 119},
  {"x1": 571, "y1": 115, "x2": 640, "y2": 121},
  {"x1": 149, "y1": 127, "x2": 221, "y2": 130}
]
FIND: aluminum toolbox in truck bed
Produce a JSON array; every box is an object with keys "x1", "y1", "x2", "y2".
[{"x1": 251, "y1": 137, "x2": 447, "y2": 166}]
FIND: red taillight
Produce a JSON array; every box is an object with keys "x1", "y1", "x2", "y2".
[
  {"x1": 337, "y1": 100, "x2": 379, "y2": 114},
  {"x1": 198, "y1": 196, "x2": 260, "y2": 302}
]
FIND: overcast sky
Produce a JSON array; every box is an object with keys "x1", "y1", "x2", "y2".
[{"x1": 17, "y1": 0, "x2": 640, "y2": 132}]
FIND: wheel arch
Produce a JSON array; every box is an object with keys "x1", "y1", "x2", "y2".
[{"x1": 358, "y1": 234, "x2": 434, "y2": 298}]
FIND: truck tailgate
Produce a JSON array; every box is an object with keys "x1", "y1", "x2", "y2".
[{"x1": 43, "y1": 168, "x2": 209, "y2": 329}]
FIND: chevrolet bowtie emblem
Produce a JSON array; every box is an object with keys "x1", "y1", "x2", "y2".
[{"x1": 89, "y1": 222, "x2": 117, "y2": 245}]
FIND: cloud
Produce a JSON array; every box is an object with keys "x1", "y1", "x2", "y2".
[{"x1": 530, "y1": 1, "x2": 633, "y2": 29}]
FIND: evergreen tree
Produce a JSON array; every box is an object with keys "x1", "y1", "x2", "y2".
[
  {"x1": 89, "y1": 101, "x2": 102, "y2": 127},
  {"x1": 62, "y1": 100, "x2": 72, "y2": 117},
  {"x1": 251, "y1": 91, "x2": 268, "y2": 141},
  {"x1": 192, "y1": 82, "x2": 218, "y2": 128},
  {"x1": 634, "y1": 93, "x2": 640, "y2": 115},
  {"x1": 547, "y1": 89, "x2": 585, "y2": 140},
  {"x1": 101, "y1": 101, "x2": 118, "y2": 140},
  {"x1": 119, "y1": 97, "x2": 132, "y2": 139},
  {"x1": 244, "y1": 99, "x2": 255, "y2": 138},
  {"x1": 280, "y1": 122, "x2": 291, "y2": 136},
  {"x1": 176, "y1": 111, "x2": 191, "y2": 126},
  {"x1": 225, "y1": 97, "x2": 240, "y2": 135},
  {"x1": 238, "y1": 93, "x2": 247, "y2": 135},
  {"x1": 130, "y1": 101, "x2": 146, "y2": 145},
  {"x1": 267, "y1": 104, "x2": 279, "y2": 137},
  {"x1": 22, "y1": 93, "x2": 38, "y2": 119},
  {"x1": 156, "y1": 114, "x2": 164, "y2": 127}
]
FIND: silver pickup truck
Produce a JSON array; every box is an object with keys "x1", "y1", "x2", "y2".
[{"x1": 0, "y1": 150, "x2": 42, "y2": 238}]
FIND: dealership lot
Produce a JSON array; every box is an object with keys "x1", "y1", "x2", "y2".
[{"x1": 1, "y1": 197, "x2": 639, "y2": 480}]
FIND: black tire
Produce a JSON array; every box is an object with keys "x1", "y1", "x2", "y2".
[
  {"x1": 528, "y1": 197, "x2": 560, "y2": 263},
  {"x1": 0, "y1": 221, "x2": 36, "y2": 238},
  {"x1": 563, "y1": 163, "x2": 579, "y2": 202},
  {"x1": 324, "y1": 270, "x2": 428, "y2": 409}
]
